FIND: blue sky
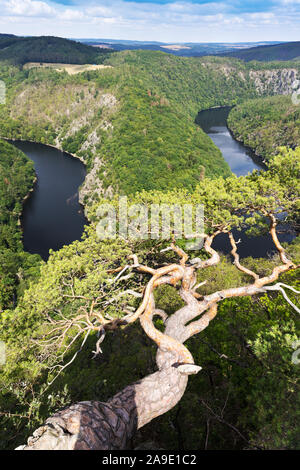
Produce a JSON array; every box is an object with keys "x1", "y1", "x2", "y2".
[{"x1": 0, "y1": 0, "x2": 300, "y2": 42}]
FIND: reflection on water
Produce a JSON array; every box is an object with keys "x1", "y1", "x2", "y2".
[{"x1": 195, "y1": 107, "x2": 294, "y2": 258}]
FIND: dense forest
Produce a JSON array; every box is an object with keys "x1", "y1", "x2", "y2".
[
  {"x1": 228, "y1": 95, "x2": 300, "y2": 160},
  {"x1": 0, "y1": 48, "x2": 299, "y2": 450},
  {"x1": 0, "y1": 36, "x2": 111, "y2": 66}
]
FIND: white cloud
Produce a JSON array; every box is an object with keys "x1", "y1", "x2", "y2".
[
  {"x1": 247, "y1": 12, "x2": 275, "y2": 20},
  {"x1": 167, "y1": 1, "x2": 225, "y2": 12},
  {"x1": 86, "y1": 6, "x2": 113, "y2": 18},
  {"x1": 0, "y1": 0, "x2": 300, "y2": 42},
  {"x1": 60, "y1": 9, "x2": 85, "y2": 21},
  {"x1": 4, "y1": 0, "x2": 55, "y2": 17}
]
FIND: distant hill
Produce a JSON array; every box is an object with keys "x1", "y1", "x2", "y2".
[
  {"x1": 0, "y1": 35, "x2": 283, "y2": 62},
  {"x1": 221, "y1": 41, "x2": 300, "y2": 62},
  {"x1": 0, "y1": 34, "x2": 16, "y2": 39},
  {"x1": 81, "y1": 39, "x2": 281, "y2": 57},
  {"x1": 0, "y1": 34, "x2": 21, "y2": 50},
  {"x1": 0, "y1": 36, "x2": 111, "y2": 65}
]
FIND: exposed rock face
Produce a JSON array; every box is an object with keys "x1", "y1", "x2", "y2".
[
  {"x1": 99, "y1": 93, "x2": 118, "y2": 108},
  {"x1": 79, "y1": 156, "x2": 114, "y2": 206},
  {"x1": 70, "y1": 95, "x2": 117, "y2": 207},
  {"x1": 10, "y1": 84, "x2": 118, "y2": 207},
  {"x1": 80, "y1": 129, "x2": 100, "y2": 153},
  {"x1": 250, "y1": 68, "x2": 299, "y2": 95},
  {"x1": 78, "y1": 68, "x2": 300, "y2": 206}
]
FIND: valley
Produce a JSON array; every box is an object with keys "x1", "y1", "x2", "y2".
[
  {"x1": 1, "y1": 51, "x2": 299, "y2": 207},
  {"x1": 0, "y1": 40, "x2": 299, "y2": 452}
]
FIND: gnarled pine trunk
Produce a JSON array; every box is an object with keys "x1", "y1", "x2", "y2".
[{"x1": 18, "y1": 348, "x2": 188, "y2": 450}]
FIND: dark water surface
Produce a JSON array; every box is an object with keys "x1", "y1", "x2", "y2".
[
  {"x1": 196, "y1": 107, "x2": 266, "y2": 176},
  {"x1": 10, "y1": 141, "x2": 87, "y2": 260},
  {"x1": 196, "y1": 107, "x2": 294, "y2": 258}
]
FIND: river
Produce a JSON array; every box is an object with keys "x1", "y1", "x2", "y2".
[{"x1": 10, "y1": 141, "x2": 86, "y2": 261}]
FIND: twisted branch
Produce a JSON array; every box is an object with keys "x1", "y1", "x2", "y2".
[{"x1": 19, "y1": 215, "x2": 299, "y2": 450}]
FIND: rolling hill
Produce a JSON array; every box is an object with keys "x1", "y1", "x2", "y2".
[
  {"x1": 81, "y1": 39, "x2": 281, "y2": 57},
  {"x1": 0, "y1": 35, "x2": 112, "y2": 65},
  {"x1": 222, "y1": 41, "x2": 300, "y2": 62}
]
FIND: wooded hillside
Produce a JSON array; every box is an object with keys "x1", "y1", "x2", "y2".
[{"x1": 228, "y1": 95, "x2": 300, "y2": 160}]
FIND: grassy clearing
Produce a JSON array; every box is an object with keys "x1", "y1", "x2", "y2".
[{"x1": 23, "y1": 62, "x2": 113, "y2": 75}]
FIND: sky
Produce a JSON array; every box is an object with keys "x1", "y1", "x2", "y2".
[{"x1": 0, "y1": 0, "x2": 300, "y2": 43}]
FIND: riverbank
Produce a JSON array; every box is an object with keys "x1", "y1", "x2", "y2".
[
  {"x1": 6, "y1": 136, "x2": 86, "y2": 164},
  {"x1": 4, "y1": 136, "x2": 109, "y2": 210},
  {"x1": 197, "y1": 105, "x2": 266, "y2": 169},
  {"x1": 6, "y1": 107, "x2": 296, "y2": 261},
  {"x1": 226, "y1": 125, "x2": 268, "y2": 168}
]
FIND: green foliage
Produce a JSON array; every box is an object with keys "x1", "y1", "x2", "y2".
[
  {"x1": 0, "y1": 50, "x2": 286, "y2": 200},
  {"x1": 96, "y1": 149, "x2": 299, "y2": 238},
  {"x1": 105, "y1": 51, "x2": 259, "y2": 117},
  {"x1": 1, "y1": 234, "x2": 298, "y2": 450},
  {"x1": 228, "y1": 95, "x2": 300, "y2": 160},
  {"x1": 62, "y1": 126, "x2": 89, "y2": 154},
  {"x1": 0, "y1": 140, "x2": 41, "y2": 309},
  {"x1": 0, "y1": 150, "x2": 299, "y2": 449}
]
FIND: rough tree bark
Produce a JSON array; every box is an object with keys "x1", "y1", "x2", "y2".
[{"x1": 17, "y1": 226, "x2": 298, "y2": 450}]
